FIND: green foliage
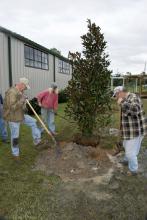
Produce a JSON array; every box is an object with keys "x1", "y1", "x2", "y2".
[
  {"x1": 65, "y1": 19, "x2": 112, "y2": 136},
  {"x1": 50, "y1": 48, "x2": 61, "y2": 55},
  {"x1": 59, "y1": 89, "x2": 68, "y2": 103}
]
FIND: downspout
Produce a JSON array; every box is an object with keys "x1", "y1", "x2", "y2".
[
  {"x1": 53, "y1": 55, "x2": 56, "y2": 82},
  {"x1": 8, "y1": 36, "x2": 12, "y2": 86}
]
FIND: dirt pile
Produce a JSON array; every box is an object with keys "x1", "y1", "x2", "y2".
[
  {"x1": 34, "y1": 142, "x2": 113, "y2": 181},
  {"x1": 73, "y1": 133, "x2": 100, "y2": 146},
  {"x1": 33, "y1": 143, "x2": 147, "y2": 220}
]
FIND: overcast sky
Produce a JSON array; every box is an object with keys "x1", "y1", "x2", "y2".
[{"x1": 0, "y1": 0, "x2": 147, "y2": 74}]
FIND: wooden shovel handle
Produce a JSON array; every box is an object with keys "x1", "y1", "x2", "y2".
[{"x1": 26, "y1": 99, "x2": 56, "y2": 143}]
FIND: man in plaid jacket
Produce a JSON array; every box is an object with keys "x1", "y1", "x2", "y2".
[{"x1": 113, "y1": 86, "x2": 147, "y2": 176}]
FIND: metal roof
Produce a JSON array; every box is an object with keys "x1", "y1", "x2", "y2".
[{"x1": 0, "y1": 26, "x2": 70, "y2": 63}]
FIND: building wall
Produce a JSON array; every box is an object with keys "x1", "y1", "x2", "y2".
[
  {"x1": 10, "y1": 37, "x2": 54, "y2": 98},
  {"x1": 0, "y1": 32, "x2": 72, "y2": 99},
  {"x1": 24, "y1": 54, "x2": 54, "y2": 97},
  {"x1": 0, "y1": 32, "x2": 9, "y2": 97},
  {"x1": 55, "y1": 57, "x2": 72, "y2": 90}
]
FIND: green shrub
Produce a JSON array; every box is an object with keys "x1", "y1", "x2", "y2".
[
  {"x1": 59, "y1": 89, "x2": 68, "y2": 103},
  {"x1": 26, "y1": 97, "x2": 41, "y2": 115},
  {"x1": 66, "y1": 19, "x2": 112, "y2": 136}
]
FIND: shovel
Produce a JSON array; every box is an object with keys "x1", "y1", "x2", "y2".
[{"x1": 26, "y1": 99, "x2": 62, "y2": 157}]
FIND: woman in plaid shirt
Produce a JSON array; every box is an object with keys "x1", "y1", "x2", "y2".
[{"x1": 113, "y1": 86, "x2": 147, "y2": 176}]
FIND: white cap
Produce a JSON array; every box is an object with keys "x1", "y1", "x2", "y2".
[
  {"x1": 19, "y1": 77, "x2": 30, "y2": 89},
  {"x1": 113, "y1": 86, "x2": 124, "y2": 97}
]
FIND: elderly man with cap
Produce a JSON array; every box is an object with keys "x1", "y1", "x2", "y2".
[
  {"x1": 3, "y1": 77, "x2": 45, "y2": 160},
  {"x1": 37, "y1": 83, "x2": 58, "y2": 135},
  {"x1": 113, "y1": 86, "x2": 147, "y2": 176}
]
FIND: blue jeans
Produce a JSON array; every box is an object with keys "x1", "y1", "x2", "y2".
[
  {"x1": 41, "y1": 108, "x2": 55, "y2": 133},
  {"x1": 0, "y1": 117, "x2": 8, "y2": 141},
  {"x1": 123, "y1": 135, "x2": 143, "y2": 172},
  {"x1": 9, "y1": 114, "x2": 41, "y2": 156}
]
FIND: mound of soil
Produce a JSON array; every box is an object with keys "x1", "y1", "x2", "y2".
[
  {"x1": 34, "y1": 142, "x2": 113, "y2": 181},
  {"x1": 33, "y1": 143, "x2": 147, "y2": 220},
  {"x1": 73, "y1": 133, "x2": 100, "y2": 147}
]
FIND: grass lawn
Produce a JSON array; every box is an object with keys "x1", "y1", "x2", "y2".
[
  {"x1": 0, "y1": 103, "x2": 81, "y2": 219},
  {"x1": 0, "y1": 101, "x2": 147, "y2": 219},
  {"x1": 0, "y1": 104, "x2": 70, "y2": 219}
]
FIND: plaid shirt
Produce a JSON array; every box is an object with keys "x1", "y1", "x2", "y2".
[{"x1": 120, "y1": 93, "x2": 147, "y2": 140}]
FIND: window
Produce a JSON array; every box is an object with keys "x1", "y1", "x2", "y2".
[
  {"x1": 24, "y1": 45, "x2": 49, "y2": 70},
  {"x1": 58, "y1": 60, "x2": 70, "y2": 74}
]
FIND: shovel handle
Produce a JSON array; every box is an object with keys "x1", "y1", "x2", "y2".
[{"x1": 26, "y1": 99, "x2": 56, "y2": 143}]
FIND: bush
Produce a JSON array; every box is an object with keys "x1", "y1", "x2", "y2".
[
  {"x1": 26, "y1": 97, "x2": 41, "y2": 115},
  {"x1": 58, "y1": 89, "x2": 68, "y2": 103},
  {"x1": 65, "y1": 20, "x2": 112, "y2": 136}
]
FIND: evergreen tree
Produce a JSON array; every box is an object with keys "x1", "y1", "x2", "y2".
[{"x1": 66, "y1": 19, "x2": 112, "y2": 137}]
